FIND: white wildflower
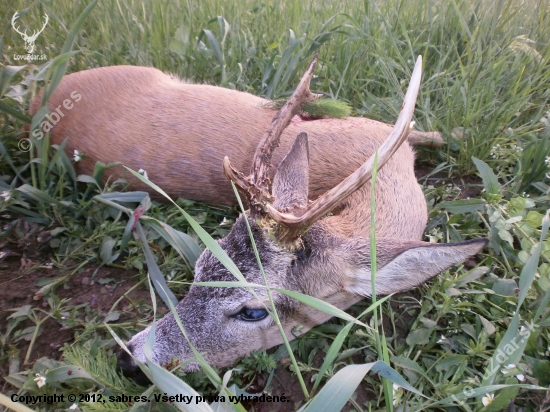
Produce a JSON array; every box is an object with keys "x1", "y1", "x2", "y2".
[
  {"x1": 502, "y1": 364, "x2": 526, "y2": 381},
  {"x1": 138, "y1": 168, "x2": 149, "y2": 180},
  {"x1": 490, "y1": 143, "x2": 523, "y2": 160},
  {"x1": 438, "y1": 335, "x2": 447, "y2": 343},
  {"x1": 427, "y1": 228, "x2": 443, "y2": 243},
  {"x1": 392, "y1": 383, "x2": 403, "y2": 406},
  {"x1": 490, "y1": 144, "x2": 504, "y2": 159},
  {"x1": 69, "y1": 403, "x2": 78, "y2": 410},
  {"x1": 34, "y1": 373, "x2": 46, "y2": 388},
  {"x1": 482, "y1": 393, "x2": 494, "y2": 406},
  {"x1": 73, "y1": 150, "x2": 83, "y2": 162},
  {"x1": 0, "y1": 191, "x2": 12, "y2": 202},
  {"x1": 516, "y1": 373, "x2": 525, "y2": 381}
]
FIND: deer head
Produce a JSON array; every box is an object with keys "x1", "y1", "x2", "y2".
[
  {"x1": 11, "y1": 11, "x2": 49, "y2": 54},
  {"x1": 117, "y1": 55, "x2": 488, "y2": 383}
]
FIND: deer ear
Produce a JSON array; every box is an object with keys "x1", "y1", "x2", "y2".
[
  {"x1": 272, "y1": 132, "x2": 309, "y2": 213},
  {"x1": 345, "y1": 238, "x2": 489, "y2": 296}
]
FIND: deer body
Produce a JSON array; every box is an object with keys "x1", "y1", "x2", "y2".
[
  {"x1": 30, "y1": 65, "x2": 439, "y2": 207},
  {"x1": 29, "y1": 60, "x2": 486, "y2": 382}
]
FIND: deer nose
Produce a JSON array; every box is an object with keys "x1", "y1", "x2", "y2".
[{"x1": 117, "y1": 348, "x2": 151, "y2": 386}]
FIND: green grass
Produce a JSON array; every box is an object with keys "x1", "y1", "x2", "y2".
[
  {"x1": 1, "y1": 0, "x2": 550, "y2": 410},
  {"x1": 3, "y1": 0, "x2": 550, "y2": 173}
]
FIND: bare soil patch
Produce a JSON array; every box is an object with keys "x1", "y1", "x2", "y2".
[{"x1": 0, "y1": 237, "x2": 150, "y2": 390}]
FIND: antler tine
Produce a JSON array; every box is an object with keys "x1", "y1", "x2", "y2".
[
  {"x1": 11, "y1": 12, "x2": 26, "y2": 36},
  {"x1": 267, "y1": 56, "x2": 423, "y2": 237},
  {"x1": 40, "y1": 14, "x2": 49, "y2": 32},
  {"x1": 223, "y1": 54, "x2": 322, "y2": 216},
  {"x1": 251, "y1": 54, "x2": 321, "y2": 187},
  {"x1": 29, "y1": 14, "x2": 49, "y2": 40}
]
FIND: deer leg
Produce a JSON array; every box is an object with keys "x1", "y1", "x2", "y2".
[{"x1": 408, "y1": 130, "x2": 444, "y2": 147}]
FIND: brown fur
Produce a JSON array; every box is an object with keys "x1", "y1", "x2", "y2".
[
  {"x1": 29, "y1": 65, "x2": 486, "y2": 377},
  {"x1": 30, "y1": 65, "x2": 434, "y2": 221}
]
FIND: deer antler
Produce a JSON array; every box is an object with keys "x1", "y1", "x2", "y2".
[
  {"x1": 224, "y1": 54, "x2": 422, "y2": 243},
  {"x1": 11, "y1": 12, "x2": 27, "y2": 37},
  {"x1": 223, "y1": 54, "x2": 322, "y2": 217},
  {"x1": 28, "y1": 14, "x2": 49, "y2": 41},
  {"x1": 267, "y1": 56, "x2": 423, "y2": 241}
]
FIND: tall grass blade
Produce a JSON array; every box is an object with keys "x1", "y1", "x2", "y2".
[
  {"x1": 143, "y1": 217, "x2": 201, "y2": 268},
  {"x1": 134, "y1": 221, "x2": 178, "y2": 307},
  {"x1": 142, "y1": 280, "x2": 214, "y2": 412},
  {"x1": 0, "y1": 65, "x2": 28, "y2": 97},
  {"x1": 124, "y1": 166, "x2": 247, "y2": 283},
  {"x1": 0, "y1": 101, "x2": 30, "y2": 123},
  {"x1": 32, "y1": 0, "x2": 98, "y2": 133},
  {"x1": 17, "y1": 183, "x2": 71, "y2": 208},
  {"x1": 312, "y1": 322, "x2": 354, "y2": 392},
  {"x1": 300, "y1": 361, "x2": 424, "y2": 412},
  {"x1": 0, "y1": 393, "x2": 35, "y2": 412},
  {"x1": 153, "y1": 282, "x2": 230, "y2": 390}
]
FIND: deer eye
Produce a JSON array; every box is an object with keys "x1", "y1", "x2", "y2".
[{"x1": 234, "y1": 307, "x2": 269, "y2": 322}]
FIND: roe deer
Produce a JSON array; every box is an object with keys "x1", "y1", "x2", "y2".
[
  {"x1": 110, "y1": 55, "x2": 487, "y2": 383},
  {"x1": 29, "y1": 61, "x2": 443, "y2": 206}
]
